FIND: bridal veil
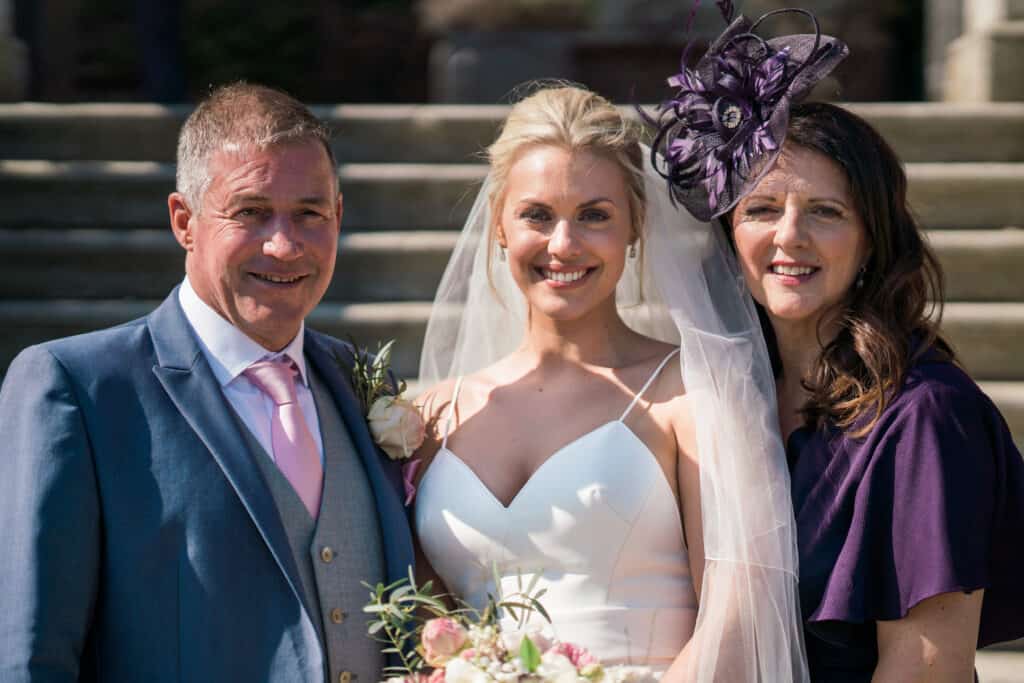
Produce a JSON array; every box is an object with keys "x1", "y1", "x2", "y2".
[{"x1": 418, "y1": 144, "x2": 809, "y2": 681}]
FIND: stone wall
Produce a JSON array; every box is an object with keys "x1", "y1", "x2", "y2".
[
  {"x1": 945, "y1": 0, "x2": 1024, "y2": 100},
  {"x1": 0, "y1": 0, "x2": 27, "y2": 100}
]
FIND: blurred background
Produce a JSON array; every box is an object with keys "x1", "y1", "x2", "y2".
[{"x1": 6, "y1": 0, "x2": 936, "y2": 105}]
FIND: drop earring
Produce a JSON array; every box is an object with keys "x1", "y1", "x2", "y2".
[
  {"x1": 499, "y1": 247, "x2": 507, "y2": 262},
  {"x1": 629, "y1": 243, "x2": 637, "y2": 259},
  {"x1": 856, "y1": 266, "x2": 866, "y2": 289}
]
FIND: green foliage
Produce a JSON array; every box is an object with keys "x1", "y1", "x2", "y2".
[
  {"x1": 363, "y1": 565, "x2": 551, "y2": 679},
  {"x1": 348, "y1": 338, "x2": 406, "y2": 414},
  {"x1": 519, "y1": 635, "x2": 541, "y2": 673}
]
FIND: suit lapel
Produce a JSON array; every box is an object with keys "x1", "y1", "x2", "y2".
[
  {"x1": 147, "y1": 291, "x2": 312, "y2": 623},
  {"x1": 304, "y1": 332, "x2": 415, "y2": 584}
]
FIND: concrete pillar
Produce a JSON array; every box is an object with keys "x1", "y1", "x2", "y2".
[
  {"x1": 0, "y1": 0, "x2": 28, "y2": 100},
  {"x1": 926, "y1": 0, "x2": 963, "y2": 100},
  {"x1": 966, "y1": 0, "x2": 1024, "y2": 31},
  {"x1": 945, "y1": 0, "x2": 1024, "y2": 101}
]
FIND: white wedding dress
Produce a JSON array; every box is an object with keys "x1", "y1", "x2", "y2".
[{"x1": 415, "y1": 349, "x2": 697, "y2": 672}]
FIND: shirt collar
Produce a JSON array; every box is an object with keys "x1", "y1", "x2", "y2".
[{"x1": 178, "y1": 277, "x2": 309, "y2": 388}]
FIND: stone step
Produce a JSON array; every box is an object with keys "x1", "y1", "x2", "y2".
[
  {"x1": 1, "y1": 161, "x2": 1022, "y2": 231},
  {"x1": 975, "y1": 649, "x2": 1024, "y2": 682},
  {"x1": 1, "y1": 300, "x2": 1023, "y2": 386},
  {"x1": 0, "y1": 161, "x2": 483, "y2": 230},
  {"x1": 928, "y1": 229, "x2": 1024, "y2": 302},
  {"x1": 0, "y1": 229, "x2": 457, "y2": 303},
  {"x1": 2, "y1": 103, "x2": 1024, "y2": 163},
  {"x1": 2, "y1": 228, "x2": 1022, "y2": 303},
  {"x1": 942, "y1": 303, "x2": 1024, "y2": 381}
]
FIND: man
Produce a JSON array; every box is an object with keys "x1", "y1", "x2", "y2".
[{"x1": 0, "y1": 83, "x2": 414, "y2": 682}]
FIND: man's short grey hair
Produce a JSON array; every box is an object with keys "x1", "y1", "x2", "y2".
[{"x1": 175, "y1": 82, "x2": 336, "y2": 211}]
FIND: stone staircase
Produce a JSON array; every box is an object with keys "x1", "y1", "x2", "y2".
[
  {"x1": 1, "y1": 102, "x2": 1023, "y2": 454},
  {"x1": 0, "y1": 100, "x2": 1023, "y2": 675}
]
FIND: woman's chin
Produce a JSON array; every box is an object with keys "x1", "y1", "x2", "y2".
[{"x1": 764, "y1": 301, "x2": 823, "y2": 327}]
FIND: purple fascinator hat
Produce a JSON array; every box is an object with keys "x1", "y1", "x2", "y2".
[{"x1": 651, "y1": 3, "x2": 849, "y2": 221}]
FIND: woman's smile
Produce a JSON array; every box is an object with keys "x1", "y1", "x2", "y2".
[
  {"x1": 535, "y1": 265, "x2": 598, "y2": 287},
  {"x1": 767, "y1": 261, "x2": 820, "y2": 286}
]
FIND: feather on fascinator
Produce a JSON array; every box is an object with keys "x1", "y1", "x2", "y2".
[{"x1": 651, "y1": 4, "x2": 849, "y2": 221}]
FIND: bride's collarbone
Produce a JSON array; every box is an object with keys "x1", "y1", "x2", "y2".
[{"x1": 449, "y1": 384, "x2": 678, "y2": 476}]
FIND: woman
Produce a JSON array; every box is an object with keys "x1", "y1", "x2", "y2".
[
  {"x1": 651, "y1": 5, "x2": 1024, "y2": 678},
  {"x1": 412, "y1": 83, "x2": 809, "y2": 681},
  {"x1": 730, "y1": 102, "x2": 1024, "y2": 681}
]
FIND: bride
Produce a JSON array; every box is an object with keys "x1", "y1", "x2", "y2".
[{"x1": 412, "y1": 85, "x2": 806, "y2": 681}]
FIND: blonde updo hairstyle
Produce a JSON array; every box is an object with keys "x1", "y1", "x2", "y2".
[{"x1": 485, "y1": 85, "x2": 647, "y2": 253}]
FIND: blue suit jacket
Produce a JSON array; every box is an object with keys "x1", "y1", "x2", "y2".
[{"x1": 0, "y1": 291, "x2": 416, "y2": 682}]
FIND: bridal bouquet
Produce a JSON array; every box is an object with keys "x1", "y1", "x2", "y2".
[{"x1": 364, "y1": 571, "x2": 655, "y2": 683}]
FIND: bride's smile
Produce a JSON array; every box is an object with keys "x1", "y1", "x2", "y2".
[{"x1": 495, "y1": 145, "x2": 637, "y2": 323}]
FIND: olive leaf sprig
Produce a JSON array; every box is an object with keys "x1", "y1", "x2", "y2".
[
  {"x1": 362, "y1": 568, "x2": 450, "y2": 678},
  {"x1": 362, "y1": 566, "x2": 550, "y2": 679},
  {"x1": 349, "y1": 338, "x2": 408, "y2": 415}
]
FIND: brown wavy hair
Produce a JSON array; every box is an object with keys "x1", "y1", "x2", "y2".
[{"x1": 750, "y1": 102, "x2": 956, "y2": 436}]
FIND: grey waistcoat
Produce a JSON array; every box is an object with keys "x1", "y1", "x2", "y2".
[{"x1": 238, "y1": 369, "x2": 386, "y2": 683}]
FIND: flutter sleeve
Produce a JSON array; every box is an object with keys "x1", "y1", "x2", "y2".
[{"x1": 808, "y1": 366, "x2": 1024, "y2": 646}]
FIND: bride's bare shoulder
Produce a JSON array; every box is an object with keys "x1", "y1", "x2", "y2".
[
  {"x1": 628, "y1": 337, "x2": 685, "y2": 396},
  {"x1": 410, "y1": 366, "x2": 505, "y2": 475},
  {"x1": 413, "y1": 363, "x2": 505, "y2": 432},
  {"x1": 635, "y1": 343, "x2": 693, "y2": 437},
  {"x1": 414, "y1": 377, "x2": 457, "y2": 415}
]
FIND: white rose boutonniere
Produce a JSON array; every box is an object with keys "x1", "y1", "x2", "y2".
[
  {"x1": 368, "y1": 395, "x2": 424, "y2": 461},
  {"x1": 347, "y1": 340, "x2": 426, "y2": 503}
]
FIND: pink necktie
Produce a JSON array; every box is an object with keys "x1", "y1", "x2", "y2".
[{"x1": 244, "y1": 358, "x2": 323, "y2": 519}]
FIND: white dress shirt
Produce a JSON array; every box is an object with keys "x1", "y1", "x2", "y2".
[{"x1": 178, "y1": 277, "x2": 324, "y2": 464}]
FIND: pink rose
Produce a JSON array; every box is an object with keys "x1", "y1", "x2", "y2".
[
  {"x1": 422, "y1": 617, "x2": 468, "y2": 667},
  {"x1": 459, "y1": 648, "x2": 477, "y2": 661},
  {"x1": 428, "y1": 668, "x2": 446, "y2": 683},
  {"x1": 546, "y1": 642, "x2": 597, "y2": 669}
]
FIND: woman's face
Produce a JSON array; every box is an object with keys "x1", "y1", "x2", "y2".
[
  {"x1": 731, "y1": 144, "x2": 870, "y2": 331},
  {"x1": 495, "y1": 145, "x2": 635, "y2": 323}
]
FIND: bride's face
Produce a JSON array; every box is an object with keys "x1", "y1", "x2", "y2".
[{"x1": 495, "y1": 145, "x2": 635, "y2": 323}]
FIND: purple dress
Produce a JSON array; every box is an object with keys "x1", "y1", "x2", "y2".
[{"x1": 787, "y1": 350, "x2": 1024, "y2": 681}]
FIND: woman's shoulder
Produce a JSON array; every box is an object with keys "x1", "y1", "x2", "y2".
[
  {"x1": 852, "y1": 349, "x2": 1015, "y2": 468},
  {"x1": 645, "y1": 343, "x2": 685, "y2": 394},
  {"x1": 414, "y1": 376, "x2": 460, "y2": 420},
  {"x1": 414, "y1": 365, "x2": 505, "y2": 431},
  {"x1": 892, "y1": 351, "x2": 994, "y2": 420},
  {"x1": 628, "y1": 342, "x2": 691, "y2": 434}
]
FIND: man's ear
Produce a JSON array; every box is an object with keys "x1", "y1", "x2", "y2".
[{"x1": 168, "y1": 192, "x2": 194, "y2": 251}]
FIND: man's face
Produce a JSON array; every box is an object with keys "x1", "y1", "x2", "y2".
[{"x1": 173, "y1": 139, "x2": 342, "y2": 350}]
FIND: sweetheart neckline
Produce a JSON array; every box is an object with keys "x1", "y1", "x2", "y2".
[{"x1": 426, "y1": 419, "x2": 678, "y2": 514}]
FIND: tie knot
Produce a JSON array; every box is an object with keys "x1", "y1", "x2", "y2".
[{"x1": 244, "y1": 358, "x2": 300, "y2": 406}]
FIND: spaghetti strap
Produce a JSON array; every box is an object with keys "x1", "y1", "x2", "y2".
[
  {"x1": 619, "y1": 348, "x2": 681, "y2": 422},
  {"x1": 441, "y1": 376, "x2": 465, "y2": 450}
]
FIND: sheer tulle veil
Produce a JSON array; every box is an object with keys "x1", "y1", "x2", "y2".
[{"x1": 418, "y1": 146, "x2": 809, "y2": 681}]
